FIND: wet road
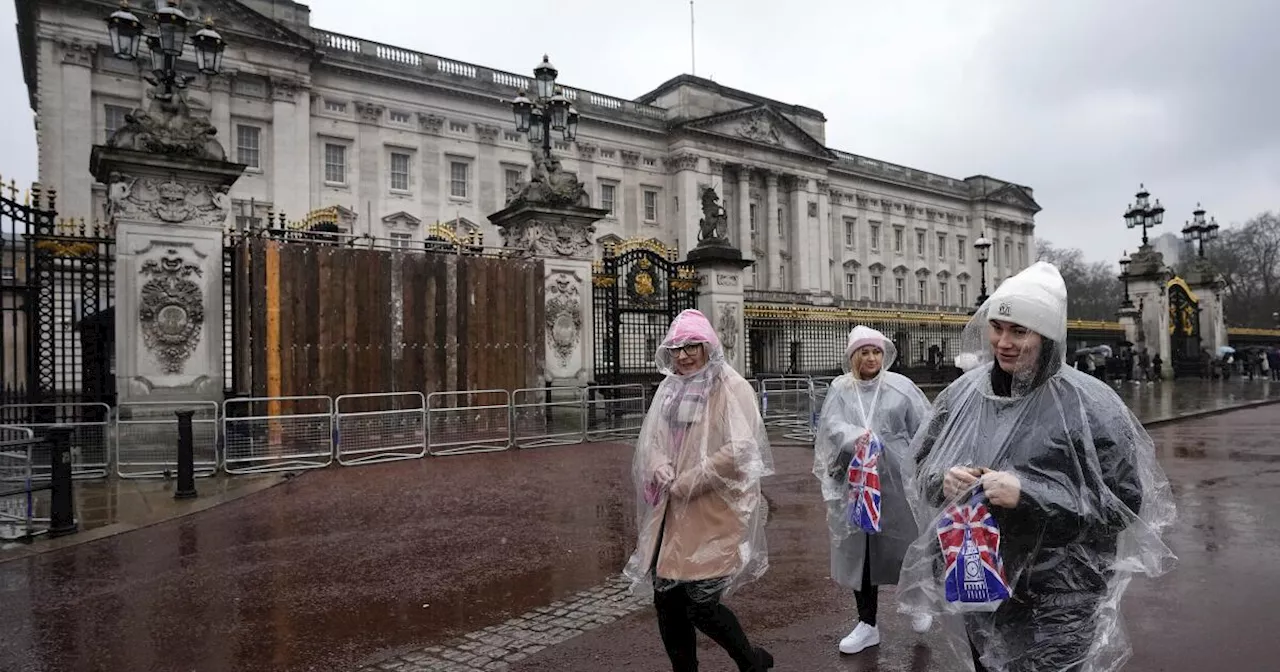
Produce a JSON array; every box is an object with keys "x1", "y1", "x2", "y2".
[
  {"x1": 509, "y1": 404, "x2": 1280, "y2": 672},
  {"x1": 0, "y1": 381, "x2": 1276, "y2": 672}
]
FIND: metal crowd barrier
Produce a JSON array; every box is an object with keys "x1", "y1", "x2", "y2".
[
  {"x1": 0, "y1": 427, "x2": 38, "y2": 541},
  {"x1": 223, "y1": 396, "x2": 334, "y2": 474},
  {"x1": 335, "y1": 392, "x2": 427, "y2": 466},
  {"x1": 512, "y1": 387, "x2": 586, "y2": 448},
  {"x1": 115, "y1": 402, "x2": 220, "y2": 479},
  {"x1": 427, "y1": 389, "x2": 512, "y2": 456},
  {"x1": 759, "y1": 377, "x2": 813, "y2": 437},
  {"x1": 0, "y1": 403, "x2": 112, "y2": 479},
  {"x1": 584, "y1": 384, "x2": 647, "y2": 442}
]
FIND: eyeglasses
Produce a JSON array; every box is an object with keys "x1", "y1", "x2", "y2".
[{"x1": 666, "y1": 343, "x2": 704, "y2": 357}]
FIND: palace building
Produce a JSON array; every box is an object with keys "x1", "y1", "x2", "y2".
[{"x1": 18, "y1": 0, "x2": 1038, "y2": 313}]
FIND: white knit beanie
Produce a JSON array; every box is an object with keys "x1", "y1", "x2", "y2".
[{"x1": 983, "y1": 261, "x2": 1068, "y2": 343}]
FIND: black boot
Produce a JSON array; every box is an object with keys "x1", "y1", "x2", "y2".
[{"x1": 754, "y1": 647, "x2": 774, "y2": 671}]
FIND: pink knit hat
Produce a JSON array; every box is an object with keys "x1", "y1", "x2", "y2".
[{"x1": 664, "y1": 309, "x2": 721, "y2": 350}]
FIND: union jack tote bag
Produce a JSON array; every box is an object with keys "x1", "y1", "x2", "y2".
[
  {"x1": 937, "y1": 492, "x2": 1012, "y2": 607},
  {"x1": 845, "y1": 430, "x2": 883, "y2": 534}
]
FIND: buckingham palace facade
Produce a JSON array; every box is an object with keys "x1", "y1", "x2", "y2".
[{"x1": 19, "y1": 0, "x2": 1039, "y2": 312}]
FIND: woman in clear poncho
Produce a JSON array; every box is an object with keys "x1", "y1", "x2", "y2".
[
  {"x1": 623, "y1": 309, "x2": 776, "y2": 672},
  {"x1": 898, "y1": 262, "x2": 1177, "y2": 672},
  {"x1": 813, "y1": 326, "x2": 933, "y2": 655}
]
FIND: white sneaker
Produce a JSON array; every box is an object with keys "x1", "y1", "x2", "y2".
[
  {"x1": 911, "y1": 613, "x2": 933, "y2": 633},
  {"x1": 838, "y1": 622, "x2": 880, "y2": 654}
]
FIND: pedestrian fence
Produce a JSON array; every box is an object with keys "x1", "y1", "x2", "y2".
[
  {"x1": 428, "y1": 389, "x2": 512, "y2": 456},
  {"x1": 115, "y1": 402, "x2": 220, "y2": 478},
  {"x1": 0, "y1": 403, "x2": 111, "y2": 479},
  {"x1": 335, "y1": 392, "x2": 426, "y2": 466},
  {"x1": 223, "y1": 396, "x2": 335, "y2": 474},
  {"x1": 0, "y1": 375, "x2": 855, "y2": 479},
  {"x1": 0, "y1": 426, "x2": 39, "y2": 540}
]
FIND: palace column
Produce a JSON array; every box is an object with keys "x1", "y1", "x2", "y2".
[
  {"x1": 765, "y1": 172, "x2": 781, "y2": 290},
  {"x1": 817, "y1": 180, "x2": 833, "y2": 296},
  {"x1": 735, "y1": 166, "x2": 751, "y2": 251}
]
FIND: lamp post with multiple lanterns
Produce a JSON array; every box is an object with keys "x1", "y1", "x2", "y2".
[
  {"x1": 510, "y1": 56, "x2": 580, "y2": 162},
  {"x1": 974, "y1": 232, "x2": 992, "y2": 307},
  {"x1": 1123, "y1": 184, "x2": 1166, "y2": 248},
  {"x1": 1119, "y1": 251, "x2": 1133, "y2": 308},
  {"x1": 105, "y1": 1, "x2": 226, "y2": 98},
  {"x1": 1182, "y1": 203, "x2": 1220, "y2": 258}
]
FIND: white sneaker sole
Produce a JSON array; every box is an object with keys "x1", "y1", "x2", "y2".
[{"x1": 838, "y1": 635, "x2": 880, "y2": 655}]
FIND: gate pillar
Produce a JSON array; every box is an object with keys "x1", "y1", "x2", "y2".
[
  {"x1": 686, "y1": 186, "x2": 753, "y2": 374},
  {"x1": 1184, "y1": 257, "x2": 1228, "y2": 354},
  {"x1": 90, "y1": 95, "x2": 245, "y2": 405},
  {"x1": 1124, "y1": 245, "x2": 1174, "y2": 379},
  {"x1": 489, "y1": 200, "x2": 608, "y2": 386}
]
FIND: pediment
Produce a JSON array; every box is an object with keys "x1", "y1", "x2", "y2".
[
  {"x1": 180, "y1": 1, "x2": 314, "y2": 51},
  {"x1": 842, "y1": 259, "x2": 861, "y2": 269},
  {"x1": 915, "y1": 267, "x2": 932, "y2": 278},
  {"x1": 957, "y1": 271, "x2": 971, "y2": 281},
  {"x1": 681, "y1": 106, "x2": 834, "y2": 159},
  {"x1": 981, "y1": 183, "x2": 1042, "y2": 214},
  {"x1": 892, "y1": 264, "x2": 910, "y2": 276},
  {"x1": 381, "y1": 211, "x2": 422, "y2": 227},
  {"x1": 868, "y1": 262, "x2": 886, "y2": 273},
  {"x1": 936, "y1": 270, "x2": 951, "y2": 279}
]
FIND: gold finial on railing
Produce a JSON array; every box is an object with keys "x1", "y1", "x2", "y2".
[{"x1": 23, "y1": 189, "x2": 29, "y2": 206}]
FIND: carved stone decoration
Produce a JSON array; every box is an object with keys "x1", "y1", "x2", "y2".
[
  {"x1": 716, "y1": 273, "x2": 739, "y2": 287},
  {"x1": 417, "y1": 112, "x2": 445, "y2": 134},
  {"x1": 815, "y1": 179, "x2": 830, "y2": 192},
  {"x1": 716, "y1": 303, "x2": 739, "y2": 363},
  {"x1": 576, "y1": 142, "x2": 598, "y2": 160},
  {"x1": 106, "y1": 175, "x2": 230, "y2": 228},
  {"x1": 620, "y1": 150, "x2": 641, "y2": 168},
  {"x1": 271, "y1": 78, "x2": 302, "y2": 102},
  {"x1": 475, "y1": 124, "x2": 501, "y2": 144},
  {"x1": 545, "y1": 272, "x2": 583, "y2": 368},
  {"x1": 506, "y1": 152, "x2": 590, "y2": 209},
  {"x1": 499, "y1": 217, "x2": 595, "y2": 259},
  {"x1": 60, "y1": 39, "x2": 96, "y2": 67},
  {"x1": 108, "y1": 92, "x2": 225, "y2": 162},
  {"x1": 807, "y1": 202, "x2": 818, "y2": 217},
  {"x1": 355, "y1": 101, "x2": 385, "y2": 124},
  {"x1": 668, "y1": 153, "x2": 700, "y2": 172},
  {"x1": 735, "y1": 113, "x2": 782, "y2": 145},
  {"x1": 697, "y1": 187, "x2": 730, "y2": 243},
  {"x1": 138, "y1": 250, "x2": 205, "y2": 375}
]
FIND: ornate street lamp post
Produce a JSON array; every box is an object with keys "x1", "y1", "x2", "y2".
[
  {"x1": 974, "y1": 232, "x2": 992, "y2": 306},
  {"x1": 1181, "y1": 202, "x2": 1219, "y2": 258},
  {"x1": 1119, "y1": 251, "x2": 1132, "y2": 308},
  {"x1": 105, "y1": 1, "x2": 226, "y2": 99},
  {"x1": 1123, "y1": 183, "x2": 1165, "y2": 247},
  {"x1": 510, "y1": 55, "x2": 580, "y2": 161}
]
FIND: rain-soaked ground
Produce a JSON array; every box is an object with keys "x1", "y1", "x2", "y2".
[{"x1": 0, "y1": 380, "x2": 1277, "y2": 671}]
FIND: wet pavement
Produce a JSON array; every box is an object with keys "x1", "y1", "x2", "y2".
[{"x1": 0, "y1": 380, "x2": 1277, "y2": 672}]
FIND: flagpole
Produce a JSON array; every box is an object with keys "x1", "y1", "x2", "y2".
[{"x1": 689, "y1": 0, "x2": 696, "y2": 75}]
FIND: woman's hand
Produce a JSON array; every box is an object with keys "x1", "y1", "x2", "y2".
[
  {"x1": 653, "y1": 462, "x2": 675, "y2": 489},
  {"x1": 980, "y1": 471, "x2": 1022, "y2": 508},
  {"x1": 943, "y1": 466, "x2": 984, "y2": 499}
]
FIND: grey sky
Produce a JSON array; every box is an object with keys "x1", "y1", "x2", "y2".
[{"x1": 1, "y1": 0, "x2": 1275, "y2": 267}]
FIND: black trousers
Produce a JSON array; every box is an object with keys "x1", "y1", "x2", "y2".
[
  {"x1": 654, "y1": 579, "x2": 759, "y2": 672},
  {"x1": 967, "y1": 597, "x2": 1098, "y2": 672},
  {"x1": 853, "y1": 539, "x2": 879, "y2": 626}
]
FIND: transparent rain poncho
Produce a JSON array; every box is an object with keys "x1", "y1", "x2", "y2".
[
  {"x1": 623, "y1": 309, "x2": 775, "y2": 603},
  {"x1": 898, "y1": 262, "x2": 1177, "y2": 672},
  {"x1": 813, "y1": 326, "x2": 931, "y2": 588}
]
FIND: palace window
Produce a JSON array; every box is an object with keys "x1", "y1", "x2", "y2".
[
  {"x1": 323, "y1": 143, "x2": 347, "y2": 184},
  {"x1": 643, "y1": 190, "x2": 659, "y2": 222},
  {"x1": 870, "y1": 223, "x2": 881, "y2": 251},
  {"x1": 939, "y1": 281, "x2": 948, "y2": 305},
  {"x1": 389, "y1": 232, "x2": 412, "y2": 249},
  {"x1": 844, "y1": 218, "x2": 856, "y2": 248},
  {"x1": 960, "y1": 283, "x2": 968, "y2": 306},
  {"x1": 871, "y1": 275, "x2": 882, "y2": 302},
  {"x1": 449, "y1": 161, "x2": 469, "y2": 199},
  {"x1": 894, "y1": 227, "x2": 904, "y2": 254},
  {"x1": 918, "y1": 279, "x2": 927, "y2": 304},
  {"x1": 916, "y1": 230, "x2": 926, "y2": 257},
  {"x1": 938, "y1": 233, "x2": 947, "y2": 260},
  {"x1": 104, "y1": 104, "x2": 130, "y2": 139},
  {"x1": 845, "y1": 272, "x2": 857, "y2": 299},
  {"x1": 505, "y1": 168, "x2": 523, "y2": 196},
  {"x1": 600, "y1": 182, "x2": 616, "y2": 216},
  {"x1": 958, "y1": 237, "x2": 967, "y2": 262},
  {"x1": 895, "y1": 277, "x2": 905, "y2": 303},
  {"x1": 749, "y1": 204, "x2": 759, "y2": 237},
  {"x1": 390, "y1": 152, "x2": 411, "y2": 191},
  {"x1": 235, "y1": 124, "x2": 261, "y2": 169}
]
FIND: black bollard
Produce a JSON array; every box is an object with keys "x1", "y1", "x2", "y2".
[
  {"x1": 174, "y1": 410, "x2": 198, "y2": 500},
  {"x1": 48, "y1": 427, "x2": 78, "y2": 538}
]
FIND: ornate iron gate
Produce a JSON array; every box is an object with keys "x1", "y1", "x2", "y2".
[
  {"x1": 1167, "y1": 277, "x2": 1201, "y2": 379},
  {"x1": 592, "y1": 239, "x2": 699, "y2": 388},
  {"x1": 0, "y1": 185, "x2": 115, "y2": 421}
]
